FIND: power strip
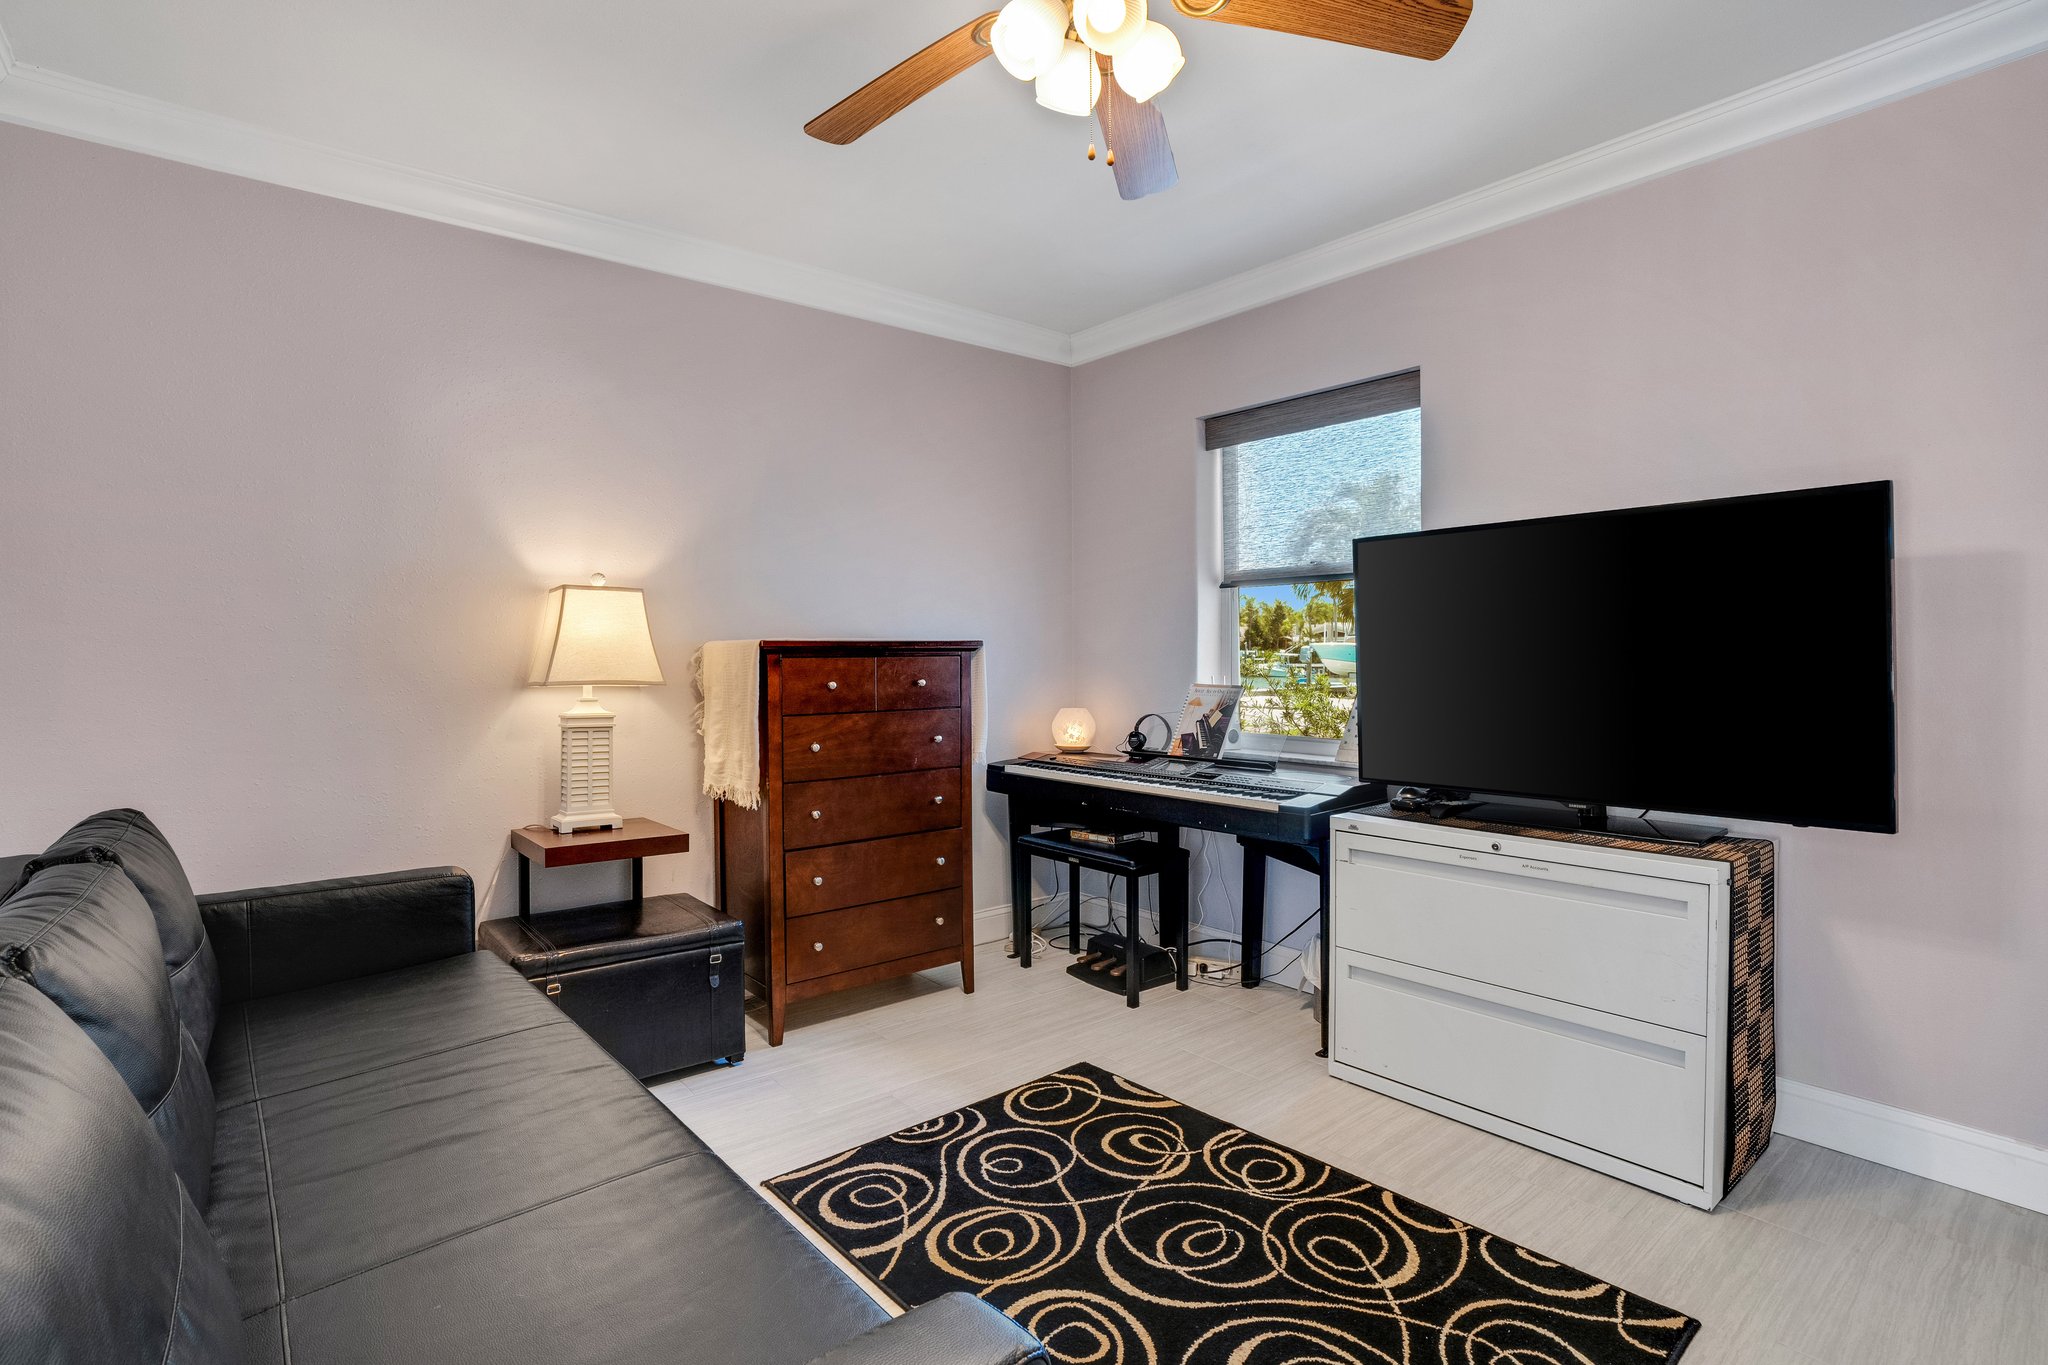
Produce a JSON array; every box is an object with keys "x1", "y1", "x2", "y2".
[{"x1": 1190, "y1": 954, "x2": 1238, "y2": 979}]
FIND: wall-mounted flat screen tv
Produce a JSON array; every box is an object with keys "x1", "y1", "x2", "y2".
[{"x1": 1351, "y1": 481, "x2": 1896, "y2": 836}]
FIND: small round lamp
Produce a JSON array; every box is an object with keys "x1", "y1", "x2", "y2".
[{"x1": 1051, "y1": 708, "x2": 1097, "y2": 752}]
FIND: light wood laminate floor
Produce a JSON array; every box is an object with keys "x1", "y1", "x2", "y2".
[{"x1": 652, "y1": 942, "x2": 2047, "y2": 1364}]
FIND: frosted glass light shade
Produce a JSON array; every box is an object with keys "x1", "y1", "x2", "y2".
[
  {"x1": 1113, "y1": 21, "x2": 1184, "y2": 101},
  {"x1": 1051, "y1": 708, "x2": 1097, "y2": 752},
  {"x1": 991, "y1": 0, "x2": 1069, "y2": 81},
  {"x1": 1035, "y1": 39, "x2": 1103, "y2": 116},
  {"x1": 1077, "y1": 0, "x2": 1147, "y2": 56},
  {"x1": 527, "y1": 580, "x2": 665, "y2": 686}
]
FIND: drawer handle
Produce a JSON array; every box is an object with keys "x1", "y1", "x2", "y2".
[
  {"x1": 812, "y1": 876, "x2": 824, "y2": 886},
  {"x1": 810, "y1": 742, "x2": 822, "y2": 753},
  {"x1": 813, "y1": 942, "x2": 824, "y2": 952},
  {"x1": 917, "y1": 678, "x2": 928, "y2": 687},
  {"x1": 936, "y1": 916, "x2": 945, "y2": 926},
  {"x1": 827, "y1": 680, "x2": 838, "y2": 690},
  {"x1": 811, "y1": 810, "x2": 822, "y2": 820},
  {"x1": 933, "y1": 795, "x2": 945, "y2": 805},
  {"x1": 933, "y1": 734, "x2": 945, "y2": 744},
  {"x1": 936, "y1": 856, "x2": 947, "y2": 866}
]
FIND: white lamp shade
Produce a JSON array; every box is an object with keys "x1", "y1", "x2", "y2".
[
  {"x1": 1035, "y1": 39, "x2": 1103, "y2": 116},
  {"x1": 1051, "y1": 708, "x2": 1097, "y2": 752},
  {"x1": 1112, "y1": 21, "x2": 1184, "y2": 102},
  {"x1": 991, "y1": 0, "x2": 1069, "y2": 80},
  {"x1": 1076, "y1": 0, "x2": 1147, "y2": 57},
  {"x1": 527, "y1": 582, "x2": 665, "y2": 686}
]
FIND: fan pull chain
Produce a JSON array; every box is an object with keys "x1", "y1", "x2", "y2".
[{"x1": 1087, "y1": 141, "x2": 1097, "y2": 161}]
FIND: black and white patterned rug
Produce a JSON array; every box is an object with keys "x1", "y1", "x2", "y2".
[{"x1": 767, "y1": 1063, "x2": 1698, "y2": 1364}]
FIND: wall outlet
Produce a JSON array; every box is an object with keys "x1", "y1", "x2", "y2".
[{"x1": 1190, "y1": 954, "x2": 1237, "y2": 978}]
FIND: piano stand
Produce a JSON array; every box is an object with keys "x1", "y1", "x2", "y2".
[{"x1": 1238, "y1": 836, "x2": 1333, "y2": 1057}]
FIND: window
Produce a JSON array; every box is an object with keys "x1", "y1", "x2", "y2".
[{"x1": 1206, "y1": 371, "x2": 1421, "y2": 747}]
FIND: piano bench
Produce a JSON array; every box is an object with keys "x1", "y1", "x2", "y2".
[{"x1": 1011, "y1": 829, "x2": 1190, "y2": 1007}]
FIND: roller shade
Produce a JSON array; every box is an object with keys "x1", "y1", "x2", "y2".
[
  {"x1": 1203, "y1": 369, "x2": 1420, "y2": 450},
  {"x1": 1215, "y1": 371, "x2": 1422, "y2": 588}
]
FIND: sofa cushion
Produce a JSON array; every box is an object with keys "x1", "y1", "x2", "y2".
[
  {"x1": 0, "y1": 861, "x2": 217, "y2": 1205},
  {"x1": 0, "y1": 977, "x2": 244, "y2": 1365},
  {"x1": 281, "y1": 1148, "x2": 888, "y2": 1365},
  {"x1": 209, "y1": 949, "x2": 567, "y2": 1108},
  {"x1": 43, "y1": 808, "x2": 221, "y2": 1056}
]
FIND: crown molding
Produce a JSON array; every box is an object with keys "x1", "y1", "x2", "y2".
[
  {"x1": 0, "y1": 51, "x2": 1073, "y2": 366},
  {"x1": 1066, "y1": 0, "x2": 2048, "y2": 363},
  {"x1": 2, "y1": 2, "x2": 2044, "y2": 368}
]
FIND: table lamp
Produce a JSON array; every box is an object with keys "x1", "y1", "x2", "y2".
[
  {"x1": 1051, "y1": 708, "x2": 1096, "y2": 752},
  {"x1": 527, "y1": 574, "x2": 665, "y2": 833}
]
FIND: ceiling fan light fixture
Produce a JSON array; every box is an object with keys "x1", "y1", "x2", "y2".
[
  {"x1": 991, "y1": 0, "x2": 1070, "y2": 81},
  {"x1": 1035, "y1": 38, "x2": 1103, "y2": 115},
  {"x1": 1076, "y1": 0, "x2": 1148, "y2": 55},
  {"x1": 1113, "y1": 20, "x2": 1184, "y2": 102}
]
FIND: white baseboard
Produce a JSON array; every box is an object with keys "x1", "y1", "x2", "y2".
[
  {"x1": 973, "y1": 904, "x2": 1013, "y2": 946},
  {"x1": 1773, "y1": 1080, "x2": 2048, "y2": 1215}
]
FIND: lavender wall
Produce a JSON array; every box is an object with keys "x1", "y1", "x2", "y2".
[
  {"x1": 1069, "y1": 54, "x2": 2048, "y2": 1146},
  {"x1": 0, "y1": 122, "x2": 1073, "y2": 922}
]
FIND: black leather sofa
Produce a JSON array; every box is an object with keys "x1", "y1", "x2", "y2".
[{"x1": 0, "y1": 810, "x2": 1045, "y2": 1365}]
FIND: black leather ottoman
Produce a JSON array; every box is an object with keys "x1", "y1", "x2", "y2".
[{"x1": 478, "y1": 892, "x2": 746, "y2": 1078}]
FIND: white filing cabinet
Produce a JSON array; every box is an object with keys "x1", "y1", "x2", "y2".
[{"x1": 1326, "y1": 812, "x2": 1776, "y2": 1209}]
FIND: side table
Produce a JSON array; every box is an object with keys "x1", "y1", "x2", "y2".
[{"x1": 510, "y1": 817, "x2": 690, "y2": 917}]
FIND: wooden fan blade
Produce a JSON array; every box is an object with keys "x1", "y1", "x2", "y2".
[
  {"x1": 1170, "y1": 0, "x2": 1471, "y2": 60},
  {"x1": 805, "y1": 12, "x2": 1000, "y2": 144},
  {"x1": 1094, "y1": 66, "x2": 1178, "y2": 201}
]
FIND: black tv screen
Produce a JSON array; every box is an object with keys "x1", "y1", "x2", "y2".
[{"x1": 1351, "y1": 481, "x2": 1896, "y2": 833}]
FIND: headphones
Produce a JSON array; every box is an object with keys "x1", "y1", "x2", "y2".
[{"x1": 1121, "y1": 713, "x2": 1173, "y2": 758}]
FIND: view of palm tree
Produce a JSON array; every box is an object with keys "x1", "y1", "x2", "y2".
[{"x1": 1237, "y1": 579, "x2": 1357, "y2": 738}]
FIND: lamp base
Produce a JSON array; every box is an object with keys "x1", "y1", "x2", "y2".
[
  {"x1": 550, "y1": 810, "x2": 626, "y2": 835},
  {"x1": 552, "y1": 687, "x2": 624, "y2": 836}
]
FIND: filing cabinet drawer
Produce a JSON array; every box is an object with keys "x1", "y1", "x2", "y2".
[
  {"x1": 781, "y1": 656, "x2": 876, "y2": 713},
  {"x1": 785, "y1": 829, "x2": 963, "y2": 916},
  {"x1": 784, "y1": 769, "x2": 962, "y2": 850},
  {"x1": 878, "y1": 654, "x2": 962, "y2": 710},
  {"x1": 1331, "y1": 949, "x2": 1706, "y2": 1184},
  {"x1": 787, "y1": 891, "x2": 961, "y2": 983},
  {"x1": 1331, "y1": 833, "x2": 1710, "y2": 1034},
  {"x1": 783, "y1": 709, "x2": 963, "y2": 782}
]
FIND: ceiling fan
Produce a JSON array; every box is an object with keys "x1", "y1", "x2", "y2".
[{"x1": 804, "y1": 0, "x2": 1472, "y2": 201}]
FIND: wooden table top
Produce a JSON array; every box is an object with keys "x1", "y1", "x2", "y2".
[{"x1": 510, "y1": 818, "x2": 690, "y2": 868}]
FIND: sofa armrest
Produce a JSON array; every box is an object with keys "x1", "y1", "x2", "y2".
[
  {"x1": 200, "y1": 866, "x2": 475, "y2": 1003},
  {"x1": 802, "y1": 1295, "x2": 1046, "y2": 1365}
]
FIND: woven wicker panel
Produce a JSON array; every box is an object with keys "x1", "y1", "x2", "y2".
[{"x1": 1376, "y1": 812, "x2": 1777, "y2": 1195}]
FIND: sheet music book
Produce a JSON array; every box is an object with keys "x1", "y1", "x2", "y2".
[{"x1": 1167, "y1": 684, "x2": 1244, "y2": 760}]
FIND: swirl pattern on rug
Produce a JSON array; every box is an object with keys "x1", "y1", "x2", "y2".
[{"x1": 767, "y1": 1063, "x2": 1697, "y2": 1364}]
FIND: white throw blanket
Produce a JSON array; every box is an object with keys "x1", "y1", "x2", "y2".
[
  {"x1": 693, "y1": 640, "x2": 762, "y2": 809},
  {"x1": 693, "y1": 641, "x2": 989, "y2": 811}
]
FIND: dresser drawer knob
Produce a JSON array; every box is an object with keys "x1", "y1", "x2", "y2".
[
  {"x1": 810, "y1": 742, "x2": 822, "y2": 752},
  {"x1": 810, "y1": 810, "x2": 822, "y2": 820},
  {"x1": 936, "y1": 916, "x2": 945, "y2": 926},
  {"x1": 933, "y1": 795, "x2": 945, "y2": 805},
  {"x1": 936, "y1": 856, "x2": 947, "y2": 866},
  {"x1": 813, "y1": 942, "x2": 824, "y2": 952},
  {"x1": 812, "y1": 876, "x2": 824, "y2": 886},
  {"x1": 827, "y1": 680, "x2": 838, "y2": 690},
  {"x1": 933, "y1": 734, "x2": 945, "y2": 744},
  {"x1": 917, "y1": 678, "x2": 928, "y2": 687}
]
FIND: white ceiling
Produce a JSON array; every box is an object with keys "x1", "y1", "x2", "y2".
[{"x1": 0, "y1": 0, "x2": 2018, "y2": 341}]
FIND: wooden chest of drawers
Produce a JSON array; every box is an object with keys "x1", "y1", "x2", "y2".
[{"x1": 715, "y1": 641, "x2": 980, "y2": 1045}]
